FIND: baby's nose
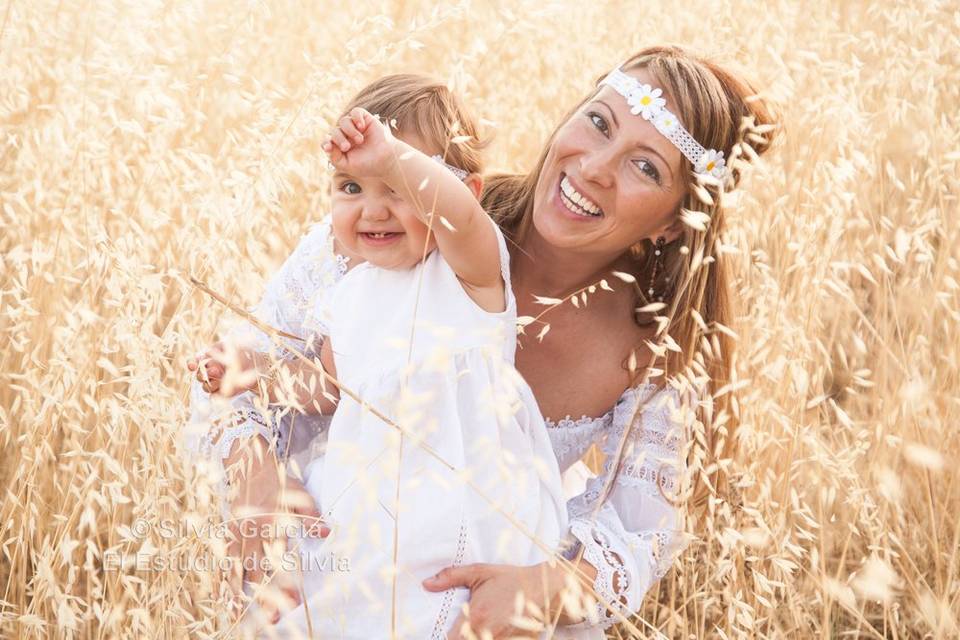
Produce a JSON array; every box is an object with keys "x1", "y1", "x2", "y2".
[{"x1": 360, "y1": 201, "x2": 391, "y2": 221}]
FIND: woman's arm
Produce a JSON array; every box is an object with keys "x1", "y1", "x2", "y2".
[
  {"x1": 424, "y1": 385, "x2": 692, "y2": 636},
  {"x1": 560, "y1": 385, "x2": 690, "y2": 630}
]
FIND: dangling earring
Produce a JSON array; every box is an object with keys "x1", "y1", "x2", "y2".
[{"x1": 647, "y1": 236, "x2": 666, "y2": 303}]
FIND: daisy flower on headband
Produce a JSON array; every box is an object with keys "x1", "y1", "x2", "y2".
[
  {"x1": 627, "y1": 84, "x2": 666, "y2": 120},
  {"x1": 653, "y1": 110, "x2": 679, "y2": 134},
  {"x1": 696, "y1": 149, "x2": 727, "y2": 179}
]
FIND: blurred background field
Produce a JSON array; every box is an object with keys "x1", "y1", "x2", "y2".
[{"x1": 1, "y1": 0, "x2": 958, "y2": 637}]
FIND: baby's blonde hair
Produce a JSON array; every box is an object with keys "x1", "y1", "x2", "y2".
[{"x1": 339, "y1": 74, "x2": 486, "y2": 176}]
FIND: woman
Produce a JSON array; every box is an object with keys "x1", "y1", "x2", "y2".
[
  {"x1": 418, "y1": 46, "x2": 776, "y2": 637},
  {"x1": 189, "y1": 45, "x2": 776, "y2": 637}
]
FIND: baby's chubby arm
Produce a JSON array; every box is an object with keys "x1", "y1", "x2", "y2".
[{"x1": 323, "y1": 109, "x2": 504, "y2": 310}]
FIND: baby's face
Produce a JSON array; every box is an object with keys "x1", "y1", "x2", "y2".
[{"x1": 330, "y1": 132, "x2": 437, "y2": 270}]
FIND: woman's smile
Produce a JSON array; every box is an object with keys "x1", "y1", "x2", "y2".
[{"x1": 553, "y1": 172, "x2": 606, "y2": 223}]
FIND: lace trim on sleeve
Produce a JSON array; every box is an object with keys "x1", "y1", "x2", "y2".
[
  {"x1": 190, "y1": 219, "x2": 346, "y2": 467},
  {"x1": 199, "y1": 406, "x2": 280, "y2": 462},
  {"x1": 558, "y1": 384, "x2": 690, "y2": 630},
  {"x1": 568, "y1": 519, "x2": 628, "y2": 628},
  {"x1": 565, "y1": 518, "x2": 676, "y2": 630}
]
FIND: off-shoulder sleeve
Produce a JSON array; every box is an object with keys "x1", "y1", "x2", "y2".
[
  {"x1": 562, "y1": 384, "x2": 693, "y2": 630},
  {"x1": 184, "y1": 220, "x2": 347, "y2": 470}
]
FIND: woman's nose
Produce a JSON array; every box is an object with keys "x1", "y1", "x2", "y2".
[{"x1": 579, "y1": 148, "x2": 615, "y2": 189}]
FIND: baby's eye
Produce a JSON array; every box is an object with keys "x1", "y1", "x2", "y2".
[
  {"x1": 635, "y1": 159, "x2": 662, "y2": 185},
  {"x1": 587, "y1": 112, "x2": 609, "y2": 135},
  {"x1": 339, "y1": 181, "x2": 362, "y2": 195}
]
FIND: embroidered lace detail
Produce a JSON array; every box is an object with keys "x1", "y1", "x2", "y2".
[
  {"x1": 545, "y1": 412, "x2": 612, "y2": 430},
  {"x1": 545, "y1": 413, "x2": 609, "y2": 472},
  {"x1": 334, "y1": 253, "x2": 350, "y2": 277},
  {"x1": 615, "y1": 461, "x2": 678, "y2": 495},
  {"x1": 430, "y1": 518, "x2": 469, "y2": 640},
  {"x1": 568, "y1": 520, "x2": 678, "y2": 630},
  {"x1": 568, "y1": 520, "x2": 627, "y2": 629},
  {"x1": 199, "y1": 408, "x2": 278, "y2": 462},
  {"x1": 552, "y1": 383, "x2": 690, "y2": 630},
  {"x1": 636, "y1": 530, "x2": 674, "y2": 580}
]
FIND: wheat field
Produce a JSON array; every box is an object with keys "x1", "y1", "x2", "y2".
[{"x1": 1, "y1": 0, "x2": 959, "y2": 638}]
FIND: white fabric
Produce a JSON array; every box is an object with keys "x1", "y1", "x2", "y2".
[
  {"x1": 548, "y1": 384, "x2": 691, "y2": 631},
  {"x1": 276, "y1": 223, "x2": 567, "y2": 639},
  {"x1": 185, "y1": 216, "x2": 691, "y2": 636},
  {"x1": 183, "y1": 220, "x2": 346, "y2": 493}
]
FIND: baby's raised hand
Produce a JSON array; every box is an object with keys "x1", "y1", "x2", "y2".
[{"x1": 322, "y1": 107, "x2": 397, "y2": 178}]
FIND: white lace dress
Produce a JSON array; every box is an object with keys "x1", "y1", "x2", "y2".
[
  {"x1": 186, "y1": 218, "x2": 691, "y2": 637},
  {"x1": 276, "y1": 223, "x2": 567, "y2": 639}
]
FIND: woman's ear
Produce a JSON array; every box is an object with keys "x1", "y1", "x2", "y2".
[
  {"x1": 654, "y1": 210, "x2": 687, "y2": 244},
  {"x1": 463, "y1": 174, "x2": 484, "y2": 201}
]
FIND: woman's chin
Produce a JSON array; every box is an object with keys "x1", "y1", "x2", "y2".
[{"x1": 533, "y1": 207, "x2": 600, "y2": 249}]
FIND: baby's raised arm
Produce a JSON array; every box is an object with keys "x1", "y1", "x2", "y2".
[{"x1": 324, "y1": 109, "x2": 504, "y2": 311}]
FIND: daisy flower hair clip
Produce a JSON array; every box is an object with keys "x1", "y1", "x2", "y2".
[{"x1": 602, "y1": 68, "x2": 728, "y2": 181}]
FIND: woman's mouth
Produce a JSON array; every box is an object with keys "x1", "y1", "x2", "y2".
[
  {"x1": 359, "y1": 231, "x2": 403, "y2": 246},
  {"x1": 558, "y1": 174, "x2": 603, "y2": 219}
]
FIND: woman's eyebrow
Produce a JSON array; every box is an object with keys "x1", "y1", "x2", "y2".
[{"x1": 594, "y1": 99, "x2": 619, "y2": 128}]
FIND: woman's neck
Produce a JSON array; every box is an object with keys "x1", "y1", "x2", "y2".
[{"x1": 512, "y1": 228, "x2": 631, "y2": 298}]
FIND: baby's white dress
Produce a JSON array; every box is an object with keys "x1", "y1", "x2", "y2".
[{"x1": 275, "y1": 224, "x2": 567, "y2": 639}]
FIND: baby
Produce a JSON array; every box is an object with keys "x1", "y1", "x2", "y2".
[{"x1": 193, "y1": 75, "x2": 566, "y2": 637}]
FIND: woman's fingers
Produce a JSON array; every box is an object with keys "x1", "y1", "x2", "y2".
[
  {"x1": 423, "y1": 563, "x2": 491, "y2": 591},
  {"x1": 283, "y1": 479, "x2": 330, "y2": 538},
  {"x1": 445, "y1": 613, "x2": 468, "y2": 640}
]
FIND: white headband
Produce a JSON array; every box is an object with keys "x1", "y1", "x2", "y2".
[{"x1": 601, "y1": 69, "x2": 727, "y2": 180}]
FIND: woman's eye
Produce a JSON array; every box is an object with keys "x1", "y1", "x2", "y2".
[
  {"x1": 636, "y1": 159, "x2": 661, "y2": 184},
  {"x1": 340, "y1": 181, "x2": 361, "y2": 195},
  {"x1": 588, "y1": 112, "x2": 609, "y2": 135}
]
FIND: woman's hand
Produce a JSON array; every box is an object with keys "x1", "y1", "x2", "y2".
[
  {"x1": 423, "y1": 561, "x2": 571, "y2": 639},
  {"x1": 322, "y1": 107, "x2": 398, "y2": 179},
  {"x1": 224, "y1": 439, "x2": 330, "y2": 623},
  {"x1": 187, "y1": 341, "x2": 264, "y2": 396}
]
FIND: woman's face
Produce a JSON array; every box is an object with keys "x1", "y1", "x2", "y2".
[{"x1": 531, "y1": 68, "x2": 688, "y2": 256}]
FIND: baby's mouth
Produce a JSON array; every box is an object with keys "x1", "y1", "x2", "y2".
[{"x1": 359, "y1": 231, "x2": 403, "y2": 245}]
